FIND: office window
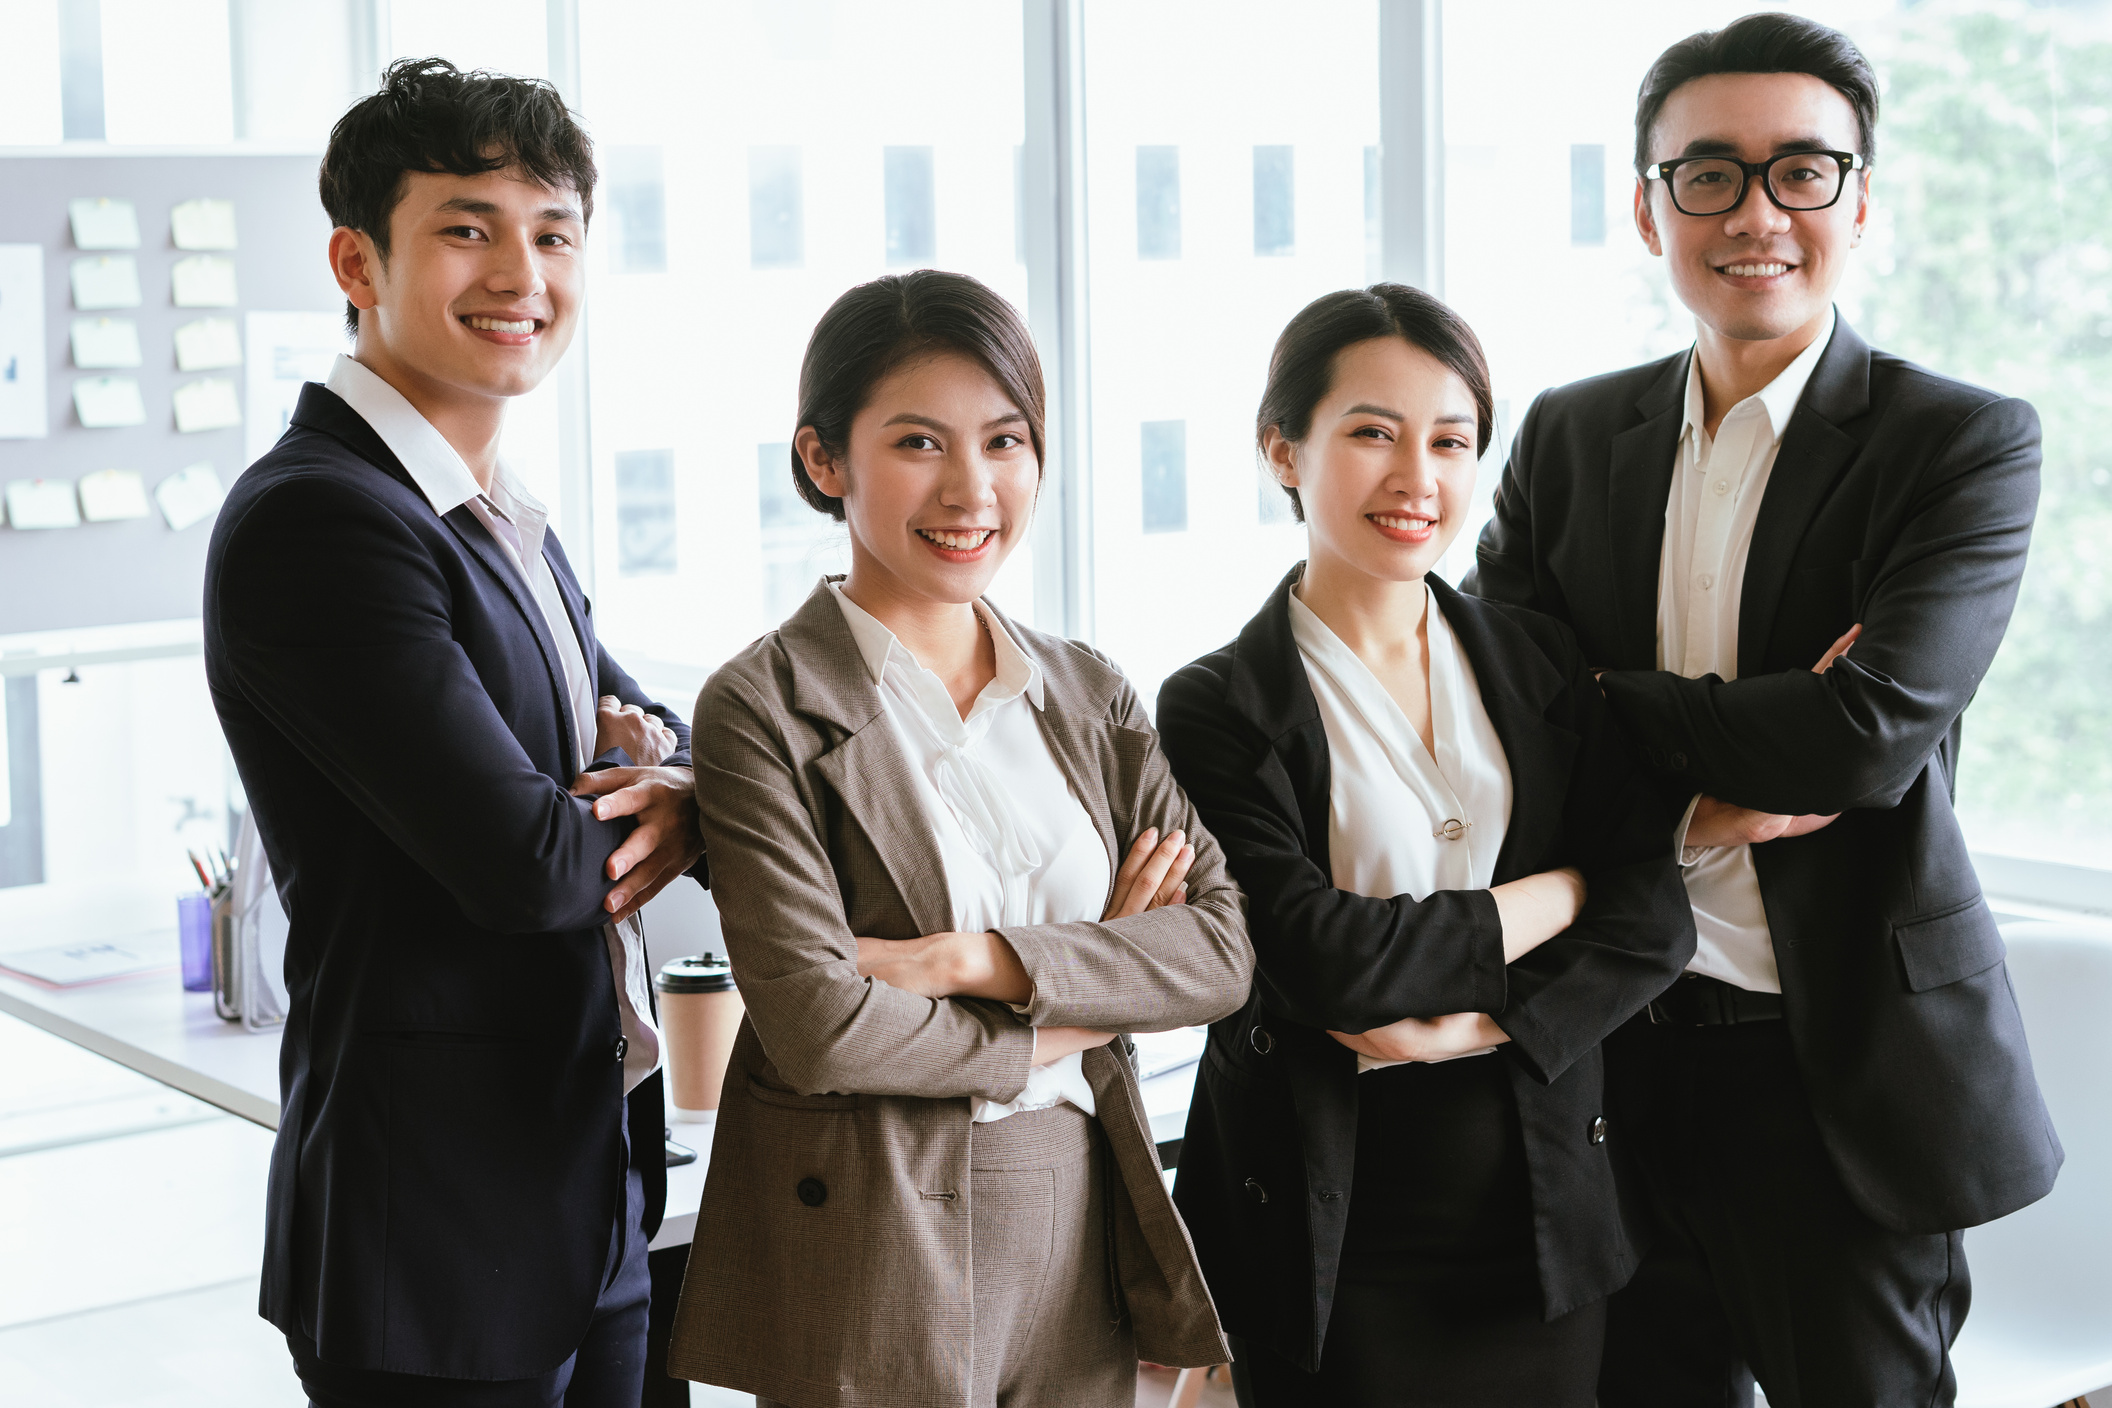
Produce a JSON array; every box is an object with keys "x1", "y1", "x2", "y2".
[
  {"x1": 1253, "y1": 145, "x2": 1296, "y2": 256},
  {"x1": 57, "y1": 0, "x2": 103, "y2": 140},
  {"x1": 614, "y1": 449, "x2": 677, "y2": 576},
  {"x1": 602, "y1": 146, "x2": 668, "y2": 275},
  {"x1": 1259, "y1": 471, "x2": 1297, "y2": 526},
  {"x1": 1570, "y1": 143, "x2": 1606, "y2": 246},
  {"x1": 0, "y1": 677, "x2": 42, "y2": 888},
  {"x1": 1014, "y1": 144, "x2": 1026, "y2": 264},
  {"x1": 1364, "y1": 144, "x2": 1381, "y2": 280},
  {"x1": 749, "y1": 145, "x2": 804, "y2": 269},
  {"x1": 1136, "y1": 145, "x2": 1182, "y2": 260},
  {"x1": 885, "y1": 145, "x2": 937, "y2": 266},
  {"x1": 1141, "y1": 420, "x2": 1188, "y2": 534}
]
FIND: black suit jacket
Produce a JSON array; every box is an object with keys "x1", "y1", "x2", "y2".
[
  {"x1": 205, "y1": 384, "x2": 691, "y2": 1378},
  {"x1": 1466, "y1": 315, "x2": 2062, "y2": 1234},
  {"x1": 1157, "y1": 569, "x2": 1695, "y2": 1371}
]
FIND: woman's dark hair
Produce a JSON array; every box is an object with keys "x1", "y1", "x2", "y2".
[
  {"x1": 791, "y1": 271, "x2": 1046, "y2": 521},
  {"x1": 319, "y1": 57, "x2": 597, "y2": 336},
  {"x1": 1255, "y1": 283, "x2": 1494, "y2": 524},
  {"x1": 1634, "y1": 13, "x2": 1879, "y2": 175}
]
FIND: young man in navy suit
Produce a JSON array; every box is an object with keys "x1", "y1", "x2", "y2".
[
  {"x1": 204, "y1": 58, "x2": 704, "y2": 1407},
  {"x1": 1467, "y1": 15, "x2": 2058, "y2": 1407}
]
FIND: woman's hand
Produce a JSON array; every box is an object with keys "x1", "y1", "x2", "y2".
[
  {"x1": 591, "y1": 695, "x2": 677, "y2": 767},
  {"x1": 1328, "y1": 1011, "x2": 1509, "y2": 1064},
  {"x1": 855, "y1": 930, "x2": 1032, "y2": 1004},
  {"x1": 1103, "y1": 828, "x2": 1194, "y2": 921},
  {"x1": 1490, "y1": 865, "x2": 1587, "y2": 962},
  {"x1": 1031, "y1": 1027, "x2": 1117, "y2": 1066}
]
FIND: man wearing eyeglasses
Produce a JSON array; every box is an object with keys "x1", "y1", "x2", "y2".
[{"x1": 1467, "y1": 14, "x2": 2058, "y2": 1407}]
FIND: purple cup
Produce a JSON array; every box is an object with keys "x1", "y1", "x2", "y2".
[{"x1": 178, "y1": 891, "x2": 213, "y2": 992}]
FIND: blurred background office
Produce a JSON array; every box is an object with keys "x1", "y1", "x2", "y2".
[{"x1": 0, "y1": 2, "x2": 2107, "y2": 1406}]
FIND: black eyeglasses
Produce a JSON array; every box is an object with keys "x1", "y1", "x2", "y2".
[{"x1": 1645, "y1": 150, "x2": 1866, "y2": 216}]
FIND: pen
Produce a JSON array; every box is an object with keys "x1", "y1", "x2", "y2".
[{"x1": 188, "y1": 850, "x2": 214, "y2": 891}]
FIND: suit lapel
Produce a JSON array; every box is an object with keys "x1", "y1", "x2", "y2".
[
  {"x1": 1606, "y1": 353, "x2": 1688, "y2": 670},
  {"x1": 441, "y1": 508, "x2": 578, "y2": 775},
  {"x1": 1429, "y1": 580, "x2": 1578, "y2": 885},
  {"x1": 1737, "y1": 319, "x2": 1871, "y2": 678}
]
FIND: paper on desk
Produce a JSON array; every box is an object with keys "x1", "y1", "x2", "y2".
[
  {"x1": 171, "y1": 255, "x2": 238, "y2": 308},
  {"x1": 155, "y1": 462, "x2": 224, "y2": 531},
  {"x1": 77, "y1": 468, "x2": 150, "y2": 522},
  {"x1": 170, "y1": 198, "x2": 238, "y2": 251},
  {"x1": 4, "y1": 479, "x2": 82, "y2": 530},
  {"x1": 172, "y1": 377, "x2": 240, "y2": 432},
  {"x1": 73, "y1": 375, "x2": 146, "y2": 428},
  {"x1": 72, "y1": 316, "x2": 142, "y2": 369},
  {"x1": 0, "y1": 938, "x2": 171, "y2": 986},
  {"x1": 73, "y1": 375, "x2": 146, "y2": 429},
  {"x1": 0, "y1": 245, "x2": 48, "y2": 439},
  {"x1": 68, "y1": 197, "x2": 141, "y2": 250},
  {"x1": 1131, "y1": 1026, "x2": 1207, "y2": 1080},
  {"x1": 72, "y1": 254, "x2": 141, "y2": 310},
  {"x1": 173, "y1": 316, "x2": 241, "y2": 371}
]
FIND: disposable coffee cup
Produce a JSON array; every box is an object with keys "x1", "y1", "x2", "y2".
[{"x1": 658, "y1": 953, "x2": 743, "y2": 1122}]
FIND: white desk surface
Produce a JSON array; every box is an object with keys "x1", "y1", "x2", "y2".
[{"x1": 0, "y1": 929, "x2": 1200, "y2": 1253}]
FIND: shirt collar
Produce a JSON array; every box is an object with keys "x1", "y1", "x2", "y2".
[
  {"x1": 1679, "y1": 304, "x2": 1837, "y2": 449},
  {"x1": 325, "y1": 353, "x2": 527, "y2": 519},
  {"x1": 827, "y1": 581, "x2": 1044, "y2": 711}
]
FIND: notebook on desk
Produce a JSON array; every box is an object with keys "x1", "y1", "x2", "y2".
[{"x1": 0, "y1": 936, "x2": 173, "y2": 987}]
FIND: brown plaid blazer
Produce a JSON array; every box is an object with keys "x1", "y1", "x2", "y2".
[{"x1": 666, "y1": 581, "x2": 1253, "y2": 1407}]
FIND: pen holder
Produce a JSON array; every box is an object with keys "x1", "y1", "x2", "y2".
[{"x1": 177, "y1": 891, "x2": 212, "y2": 992}]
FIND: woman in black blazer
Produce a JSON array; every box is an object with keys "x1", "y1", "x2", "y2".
[{"x1": 1157, "y1": 285, "x2": 1696, "y2": 1407}]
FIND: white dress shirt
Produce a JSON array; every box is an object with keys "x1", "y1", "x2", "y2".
[
  {"x1": 1657, "y1": 309, "x2": 1836, "y2": 994},
  {"x1": 1288, "y1": 582, "x2": 1513, "y2": 1072},
  {"x1": 325, "y1": 355, "x2": 663, "y2": 1093},
  {"x1": 829, "y1": 584, "x2": 1107, "y2": 1122}
]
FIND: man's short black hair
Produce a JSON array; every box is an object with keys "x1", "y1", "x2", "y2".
[
  {"x1": 1635, "y1": 13, "x2": 1879, "y2": 176},
  {"x1": 319, "y1": 57, "x2": 597, "y2": 336}
]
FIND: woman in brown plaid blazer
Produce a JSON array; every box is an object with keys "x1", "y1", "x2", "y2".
[{"x1": 666, "y1": 271, "x2": 1255, "y2": 1408}]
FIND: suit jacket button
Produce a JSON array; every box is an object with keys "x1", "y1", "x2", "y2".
[
  {"x1": 1244, "y1": 1177, "x2": 1269, "y2": 1205},
  {"x1": 614, "y1": 1036, "x2": 628, "y2": 1062},
  {"x1": 1590, "y1": 1116, "x2": 1609, "y2": 1145},
  {"x1": 797, "y1": 1177, "x2": 827, "y2": 1207},
  {"x1": 1250, "y1": 1026, "x2": 1275, "y2": 1055}
]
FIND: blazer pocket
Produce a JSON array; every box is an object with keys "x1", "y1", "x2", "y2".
[
  {"x1": 746, "y1": 1079, "x2": 860, "y2": 1112},
  {"x1": 1894, "y1": 898, "x2": 2006, "y2": 993}
]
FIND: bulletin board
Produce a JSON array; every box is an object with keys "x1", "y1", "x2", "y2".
[{"x1": 0, "y1": 154, "x2": 343, "y2": 635}]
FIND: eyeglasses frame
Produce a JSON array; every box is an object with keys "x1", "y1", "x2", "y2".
[{"x1": 1643, "y1": 150, "x2": 1867, "y2": 217}]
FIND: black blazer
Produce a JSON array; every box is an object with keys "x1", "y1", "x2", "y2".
[
  {"x1": 1157, "y1": 569, "x2": 1695, "y2": 1372},
  {"x1": 1466, "y1": 315, "x2": 2062, "y2": 1234},
  {"x1": 205, "y1": 384, "x2": 691, "y2": 1379}
]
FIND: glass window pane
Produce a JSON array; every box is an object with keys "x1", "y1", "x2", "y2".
[
  {"x1": 1085, "y1": 0, "x2": 1378, "y2": 701},
  {"x1": 1569, "y1": 143, "x2": 1605, "y2": 246},
  {"x1": 749, "y1": 145, "x2": 805, "y2": 269},
  {"x1": 605, "y1": 146, "x2": 669, "y2": 275},
  {"x1": 614, "y1": 449, "x2": 678, "y2": 576},
  {"x1": 885, "y1": 145, "x2": 937, "y2": 265}
]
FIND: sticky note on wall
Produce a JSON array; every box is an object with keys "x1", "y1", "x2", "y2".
[
  {"x1": 71, "y1": 317, "x2": 142, "y2": 369},
  {"x1": 78, "y1": 469, "x2": 149, "y2": 522},
  {"x1": 68, "y1": 197, "x2": 140, "y2": 250},
  {"x1": 173, "y1": 317, "x2": 242, "y2": 371},
  {"x1": 172, "y1": 377, "x2": 241, "y2": 433},
  {"x1": 5, "y1": 479, "x2": 82, "y2": 530},
  {"x1": 73, "y1": 376, "x2": 146, "y2": 428},
  {"x1": 155, "y1": 463, "x2": 225, "y2": 531},
  {"x1": 170, "y1": 199, "x2": 238, "y2": 250},
  {"x1": 71, "y1": 255, "x2": 142, "y2": 310},
  {"x1": 171, "y1": 255, "x2": 238, "y2": 308}
]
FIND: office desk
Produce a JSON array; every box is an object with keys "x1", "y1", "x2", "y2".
[{"x1": 0, "y1": 930, "x2": 1203, "y2": 1253}]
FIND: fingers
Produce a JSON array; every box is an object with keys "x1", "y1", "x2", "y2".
[
  {"x1": 1114, "y1": 830, "x2": 1185, "y2": 920},
  {"x1": 1148, "y1": 844, "x2": 1195, "y2": 910},
  {"x1": 571, "y1": 767, "x2": 643, "y2": 798},
  {"x1": 1107, "y1": 828, "x2": 1159, "y2": 914},
  {"x1": 1813, "y1": 623, "x2": 1862, "y2": 673},
  {"x1": 590, "y1": 780, "x2": 657, "y2": 822}
]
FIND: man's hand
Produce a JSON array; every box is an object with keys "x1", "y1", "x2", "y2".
[
  {"x1": 591, "y1": 696, "x2": 677, "y2": 768},
  {"x1": 1683, "y1": 623, "x2": 1862, "y2": 851},
  {"x1": 1329, "y1": 1011, "x2": 1509, "y2": 1064},
  {"x1": 570, "y1": 766, "x2": 703, "y2": 922}
]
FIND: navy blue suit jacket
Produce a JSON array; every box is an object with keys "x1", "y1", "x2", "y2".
[{"x1": 205, "y1": 383, "x2": 693, "y2": 1378}]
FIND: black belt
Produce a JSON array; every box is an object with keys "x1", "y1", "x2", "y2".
[{"x1": 1646, "y1": 973, "x2": 1784, "y2": 1026}]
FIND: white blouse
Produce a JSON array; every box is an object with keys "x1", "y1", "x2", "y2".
[
  {"x1": 1288, "y1": 582, "x2": 1514, "y2": 1072},
  {"x1": 831, "y1": 585, "x2": 1108, "y2": 1121}
]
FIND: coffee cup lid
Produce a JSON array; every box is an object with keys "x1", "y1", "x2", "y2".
[{"x1": 657, "y1": 952, "x2": 736, "y2": 993}]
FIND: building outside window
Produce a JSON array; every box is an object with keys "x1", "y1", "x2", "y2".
[
  {"x1": 1135, "y1": 144, "x2": 1182, "y2": 260},
  {"x1": 1253, "y1": 144, "x2": 1295, "y2": 256},
  {"x1": 884, "y1": 145, "x2": 937, "y2": 265}
]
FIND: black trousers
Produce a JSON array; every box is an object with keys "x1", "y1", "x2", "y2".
[
  {"x1": 1598, "y1": 1014, "x2": 1971, "y2": 1408},
  {"x1": 291, "y1": 1108, "x2": 653, "y2": 1408},
  {"x1": 1232, "y1": 1054, "x2": 1604, "y2": 1408}
]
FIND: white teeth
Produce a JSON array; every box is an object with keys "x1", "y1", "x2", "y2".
[
  {"x1": 1370, "y1": 514, "x2": 1433, "y2": 530},
  {"x1": 1722, "y1": 263, "x2": 1790, "y2": 277},
  {"x1": 467, "y1": 316, "x2": 535, "y2": 333},
  {"x1": 918, "y1": 528, "x2": 994, "y2": 550}
]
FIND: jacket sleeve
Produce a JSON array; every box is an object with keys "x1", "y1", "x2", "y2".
[
  {"x1": 213, "y1": 475, "x2": 634, "y2": 935},
  {"x1": 1494, "y1": 638, "x2": 1698, "y2": 1084},
  {"x1": 996, "y1": 674, "x2": 1256, "y2": 1035},
  {"x1": 1154, "y1": 659, "x2": 1508, "y2": 1033},
  {"x1": 1598, "y1": 396, "x2": 2041, "y2": 816},
  {"x1": 692, "y1": 665, "x2": 1036, "y2": 1102},
  {"x1": 1462, "y1": 388, "x2": 1565, "y2": 617}
]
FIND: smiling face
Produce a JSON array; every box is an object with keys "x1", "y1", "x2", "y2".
[
  {"x1": 1635, "y1": 71, "x2": 1869, "y2": 344},
  {"x1": 799, "y1": 351, "x2": 1040, "y2": 610},
  {"x1": 1268, "y1": 336, "x2": 1481, "y2": 586},
  {"x1": 331, "y1": 165, "x2": 583, "y2": 405}
]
